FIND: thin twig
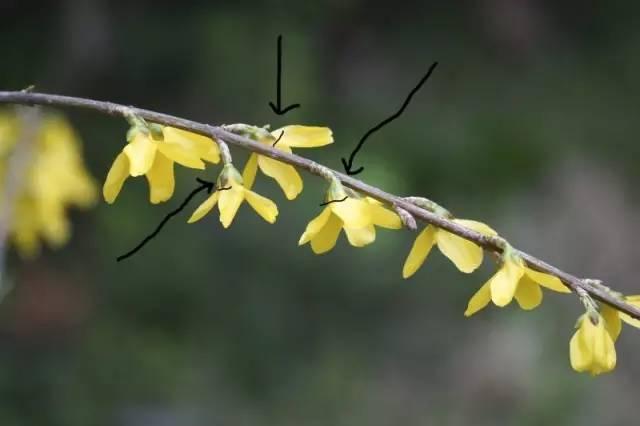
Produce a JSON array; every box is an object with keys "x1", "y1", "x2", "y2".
[{"x1": 0, "y1": 91, "x2": 637, "y2": 319}]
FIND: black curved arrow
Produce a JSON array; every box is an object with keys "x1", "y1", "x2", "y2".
[
  {"x1": 268, "y1": 35, "x2": 301, "y2": 115},
  {"x1": 341, "y1": 61, "x2": 439, "y2": 175},
  {"x1": 116, "y1": 178, "x2": 226, "y2": 262}
]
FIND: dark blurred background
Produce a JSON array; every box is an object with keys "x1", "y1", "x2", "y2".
[{"x1": 2, "y1": 1, "x2": 640, "y2": 425}]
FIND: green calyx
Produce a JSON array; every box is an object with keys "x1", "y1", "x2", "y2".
[
  {"x1": 500, "y1": 243, "x2": 522, "y2": 266},
  {"x1": 218, "y1": 163, "x2": 242, "y2": 188},
  {"x1": 327, "y1": 179, "x2": 347, "y2": 203},
  {"x1": 125, "y1": 112, "x2": 164, "y2": 142}
]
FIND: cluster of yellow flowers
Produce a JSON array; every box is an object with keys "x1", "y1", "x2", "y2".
[
  {"x1": 3, "y1": 102, "x2": 636, "y2": 377},
  {"x1": 0, "y1": 111, "x2": 96, "y2": 256},
  {"x1": 98, "y1": 118, "x2": 639, "y2": 376}
]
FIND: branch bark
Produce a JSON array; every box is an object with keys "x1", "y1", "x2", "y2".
[{"x1": 0, "y1": 91, "x2": 638, "y2": 319}]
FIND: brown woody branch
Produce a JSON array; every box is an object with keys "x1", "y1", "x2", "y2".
[{"x1": 0, "y1": 91, "x2": 638, "y2": 319}]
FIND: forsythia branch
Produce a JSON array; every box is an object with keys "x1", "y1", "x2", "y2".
[{"x1": 0, "y1": 91, "x2": 638, "y2": 320}]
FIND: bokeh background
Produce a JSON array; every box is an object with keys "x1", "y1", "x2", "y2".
[{"x1": 2, "y1": 1, "x2": 640, "y2": 425}]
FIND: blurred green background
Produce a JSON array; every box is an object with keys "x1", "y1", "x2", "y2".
[{"x1": 2, "y1": 1, "x2": 640, "y2": 425}]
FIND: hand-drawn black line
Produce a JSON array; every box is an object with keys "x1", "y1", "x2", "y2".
[
  {"x1": 319, "y1": 196, "x2": 348, "y2": 206},
  {"x1": 341, "y1": 61, "x2": 439, "y2": 176},
  {"x1": 268, "y1": 35, "x2": 301, "y2": 115},
  {"x1": 272, "y1": 130, "x2": 285, "y2": 147},
  {"x1": 116, "y1": 179, "x2": 230, "y2": 262}
]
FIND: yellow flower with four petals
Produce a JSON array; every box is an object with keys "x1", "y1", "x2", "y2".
[
  {"x1": 570, "y1": 311, "x2": 617, "y2": 376},
  {"x1": 243, "y1": 125, "x2": 333, "y2": 200},
  {"x1": 464, "y1": 247, "x2": 570, "y2": 316},
  {"x1": 103, "y1": 124, "x2": 220, "y2": 204},
  {"x1": 188, "y1": 164, "x2": 278, "y2": 228},
  {"x1": 299, "y1": 182, "x2": 401, "y2": 254},
  {"x1": 403, "y1": 219, "x2": 497, "y2": 277},
  {"x1": 569, "y1": 297, "x2": 640, "y2": 375}
]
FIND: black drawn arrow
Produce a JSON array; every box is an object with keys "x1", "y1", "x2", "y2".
[
  {"x1": 341, "y1": 61, "x2": 439, "y2": 176},
  {"x1": 268, "y1": 35, "x2": 301, "y2": 115},
  {"x1": 272, "y1": 130, "x2": 285, "y2": 146},
  {"x1": 319, "y1": 196, "x2": 348, "y2": 206},
  {"x1": 117, "y1": 178, "x2": 228, "y2": 262}
]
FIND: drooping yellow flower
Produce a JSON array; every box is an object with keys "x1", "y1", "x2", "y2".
[
  {"x1": 403, "y1": 219, "x2": 497, "y2": 278},
  {"x1": 570, "y1": 311, "x2": 617, "y2": 375},
  {"x1": 243, "y1": 125, "x2": 333, "y2": 200},
  {"x1": 298, "y1": 183, "x2": 401, "y2": 254},
  {"x1": 0, "y1": 111, "x2": 97, "y2": 257},
  {"x1": 188, "y1": 163, "x2": 278, "y2": 228},
  {"x1": 464, "y1": 249, "x2": 570, "y2": 316},
  {"x1": 103, "y1": 124, "x2": 220, "y2": 204}
]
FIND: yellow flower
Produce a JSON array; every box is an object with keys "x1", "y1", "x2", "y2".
[
  {"x1": 464, "y1": 250, "x2": 570, "y2": 316},
  {"x1": 403, "y1": 219, "x2": 497, "y2": 278},
  {"x1": 0, "y1": 112, "x2": 97, "y2": 257},
  {"x1": 298, "y1": 183, "x2": 401, "y2": 254},
  {"x1": 103, "y1": 125, "x2": 220, "y2": 204},
  {"x1": 570, "y1": 311, "x2": 617, "y2": 375},
  {"x1": 187, "y1": 164, "x2": 278, "y2": 228},
  {"x1": 242, "y1": 125, "x2": 333, "y2": 200}
]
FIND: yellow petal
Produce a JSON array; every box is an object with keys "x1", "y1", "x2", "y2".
[
  {"x1": 330, "y1": 197, "x2": 370, "y2": 229},
  {"x1": 157, "y1": 142, "x2": 205, "y2": 169},
  {"x1": 619, "y1": 313, "x2": 640, "y2": 329},
  {"x1": 524, "y1": 268, "x2": 571, "y2": 293},
  {"x1": 271, "y1": 125, "x2": 333, "y2": 148},
  {"x1": 402, "y1": 226, "x2": 436, "y2": 279},
  {"x1": 203, "y1": 144, "x2": 221, "y2": 164},
  {"x1": 589, "y1": 317, "x2": 617, "y2": 374},
  {"x1": 619, "y1": 297, "x2": 640, "y2": 329},
  {"x1": 570, "y1": 316, "x2": 592, "y2": 373},
  {"x1": 368, "y1": 199, "x2": 402, "y2": 229},
  {"x1": 103, "y1": 152, "x2": 130, "y2": 204},
  {"x1": 257, "y1": 155, "x2": 303, "y2": 200},
  {"x1": 242, "y1": 153, "x2": 259, "y2": 191},
  {"x1": 123, "y1": 132, "x2": 157, "y2": 176},
  {"x1": 38, "y1": 201, "x2": 69, "y2": 247},
  {"x1": 162, "y1": 126, "x2": 219, "y2": 164},
  {"x1": 145, "y1": 152, "x2": 175, "y2": 204},
  {"x1": 464, "y1": 282, "x2": 492, "y2": 317},
  {"x1": 310, "y1": 213, "x2": 342, "y2": 254},
  {"x1": 218, "y1": 185, "x2": 245, "y2": 228},
  {"x1": 299, "y1": 207, "x2": 332, "y2": 245},
  {"x1": 513, "y1": 275, "x2": 543, "y2": 310},
  {"x1": 12, "y1": 210, "x2": 40, "y2": 258},
  {"x1": 344, "y1": 225, "x2": 376, "y2": 247},
  {"x1": 489, "y1": 258, "x2": 525, "y2": 307},
  {"x1": 244, "y1": 189, "x2": 278, "y2": 223},
  {"x1": 157, "y1": 127, "x2": 206, "y2": 169},
  {"x1": 198, "y1": 135, "x2": 221, "y2": 164},
  {"x1": 436, "y1": 228, "x2": 484, "y2": 273},
  {"x1": 187, "y1": 191, "x2": 219, "y2": 223},
  {"x1": 600, "y1": 305, "x2": 622, "y2": 342},
  {"x1": 453, "y1": 219, "x2": 498, "y2": 236}
]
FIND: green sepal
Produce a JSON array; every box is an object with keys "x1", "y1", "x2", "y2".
[
  {"x1": 148, "y1": 123, "x2": 164, "y2": 141},
  {"x1": 218, "y1": 163, "x2": 243, "y2": 188}
]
